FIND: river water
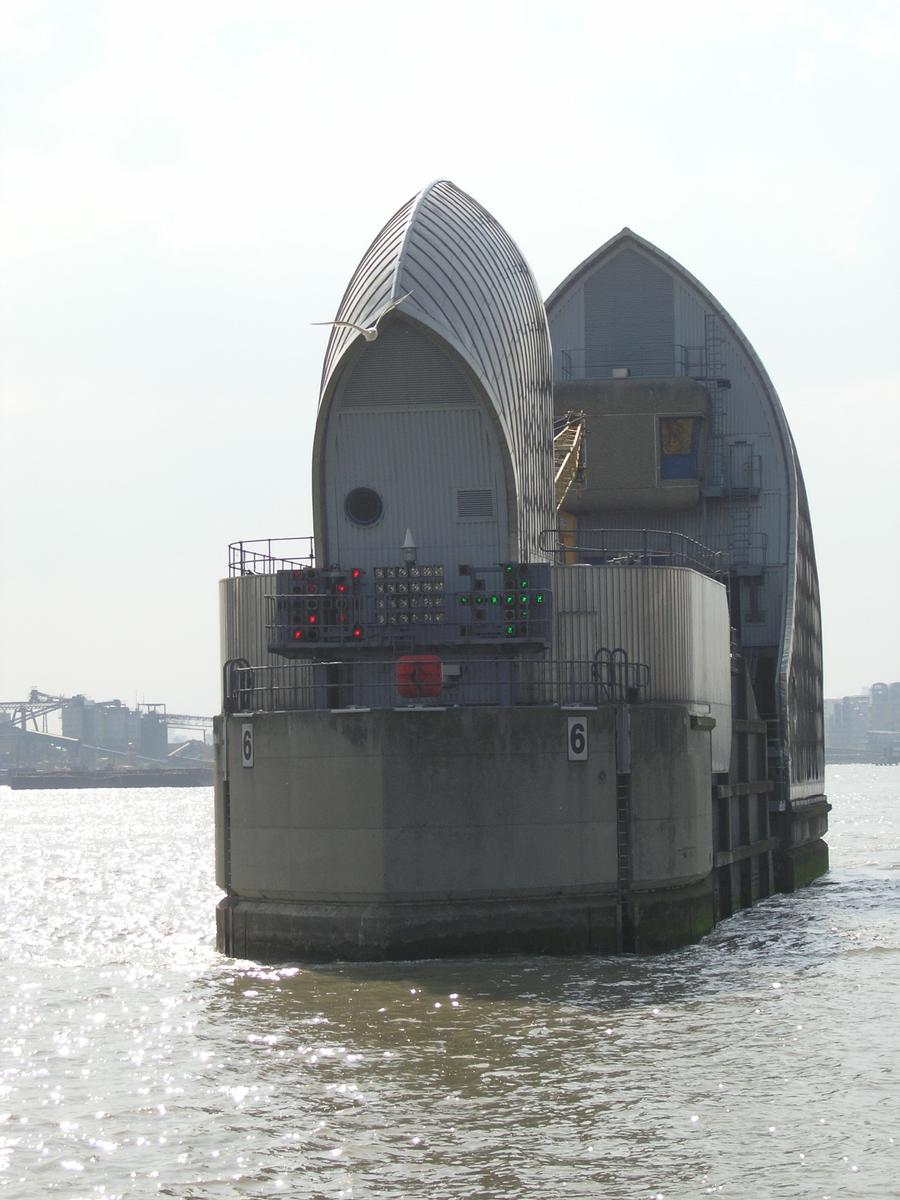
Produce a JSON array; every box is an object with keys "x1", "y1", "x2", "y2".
[{"x1": 0, "y1": 765, "x2": 897, "y2": 1199}]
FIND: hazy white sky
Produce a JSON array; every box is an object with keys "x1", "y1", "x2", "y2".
[{"x1": 2, "y1": 0, "x2": 898, "y2": 714}]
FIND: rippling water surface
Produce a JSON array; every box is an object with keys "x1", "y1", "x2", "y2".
[{"x1": 1, "y1": 765, "x2": 898, "y2": 1198}]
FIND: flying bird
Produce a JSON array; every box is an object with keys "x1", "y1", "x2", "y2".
[{"x1": 311, "y1": 292, "x2": 413, "y2": 342}]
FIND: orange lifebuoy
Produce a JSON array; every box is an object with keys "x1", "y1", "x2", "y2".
[{"x1": 396, "y1": 655, "x2": 442, "y2": 699}]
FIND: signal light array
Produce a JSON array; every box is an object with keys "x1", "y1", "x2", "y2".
[
  {"x1": 276, "y1": 566, "x2": 365, "y2": 644},
  {"x1": 374, "y1": 563, "x2": 446, "y2": 626},
  {"x1": 457, "y1": 562, "x2": 550, "y2": 641}
]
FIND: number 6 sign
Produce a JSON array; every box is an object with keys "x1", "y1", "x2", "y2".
[
  {"x1": 567, "y1": 716, "x2": 588, "y2": 761},
  {"x1": 241, "y1": 723, "x2": 254, "y2": 768}
]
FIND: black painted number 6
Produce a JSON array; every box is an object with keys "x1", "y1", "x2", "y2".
[{"x1": 569, "y1": 722, "x2": 586, "y2": 756}]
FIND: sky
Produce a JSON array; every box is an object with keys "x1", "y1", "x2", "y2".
[{"x1": 1, "y1": 0, "x2": 898, "y2": 715}]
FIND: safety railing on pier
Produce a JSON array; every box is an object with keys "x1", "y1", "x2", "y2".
[
  {"x1": 540, "y1": 527, "x2": 725, "y2": 577},
  {"x1": 223, "y1": 655, "x2": 650, "y2": 715},
  {"x1": 229, "y1": 537, "x2": 315, "y2": 577}
]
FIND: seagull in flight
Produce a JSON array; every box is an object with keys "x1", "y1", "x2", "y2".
[{"x1": 312, "y1": 292, "x2": 413, "y2": 342}]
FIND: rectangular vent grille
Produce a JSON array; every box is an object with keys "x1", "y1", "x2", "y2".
[{"x1": 456, "y1": 489, "x2": 494, "y2": 521}]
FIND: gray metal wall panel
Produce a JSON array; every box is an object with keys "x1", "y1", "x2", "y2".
[
  {"x1": 550, "y1": 290, "x2": 584, "y2": 381},
  {"x1": 672, "y1": 280, "x2": 707, "y2": 359},
  {"x1": 552, "y1": 565, "x2": 730, "y2": 705},
  {"x1": 336, "y1": 321, "x2": 477, "y2": 411},
  {"x1": 552, "y1": 564, "x2": 732, "y2": 770},
  {"x1": 220, "y1": 575, "x2": 283, "y2": 670},
  {"x1": 584, "y1": 248, "x2": 675, "y2": 378},
  {"x1": 326, "y1": 404, "x2": 509, "y2": 573},
  {"x1": 316, "y1": 181, "x2": 554, "y2": 563},
  {"x1": 322, "y1": 320, "x2": 510, "y2": 573}
]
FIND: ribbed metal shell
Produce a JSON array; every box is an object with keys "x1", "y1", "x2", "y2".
[
  {"x1": 552, "y1": 564, "x2": 732, "y2": 771},
  {"x1": 219, "y1": 576, "x2": 281, "y2": 670},
  {"x1": 316, "y1": 180, "x2": 554, "y2": 561},
  {"x1": 547, "y1": 230, "x2": 823, "y2": 803}
]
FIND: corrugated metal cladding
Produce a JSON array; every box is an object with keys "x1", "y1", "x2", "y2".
[
  {"x1": 336, "y1": 322, "x2": 473, "y2": 411},
  {"x1": 316, "y1": 180, "x2": 554, "y2": 562},
  {"x1": 328, "y1": 402, "x2": 509, "y2": 571},
  {"x1": 552, "y1": 564, "x2": 732, "y2": 771},
  {"x1": 584, "y1": 249, "x2": 675, "y2": 378},
  {"x1": 553, "y1": 565, "x2": 730, "y2": 705},
  {"x1": 220, "y1": 576, "x2": 283, "y2": 670},
  {"x1": 783, "y1": 460, "x2": 825, "y2": 799},
  {"x1": 547, "y1": 227, "x2": 824, "y2": 800},
  {"x1": 324, "y1": 322, "x2": 509, "y2": 571}
]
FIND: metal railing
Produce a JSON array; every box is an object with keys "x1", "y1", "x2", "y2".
[
  {"x1": 229, "y1": 537, "x2": 315, "y2": 577},
  {"x1": 591, "y1": 648, "x2": 651, "y2": 703},
  {"x1": 540, "y1": 527, "x2": 725, "y2": 577},
  {"x1": 223, "y1": 656, "x2": 651, "y2": 715},
  {"x1": 558, "y1": 345, "x2": 718, "y2": 382}
]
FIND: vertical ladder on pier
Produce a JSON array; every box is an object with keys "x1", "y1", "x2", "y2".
[
  {"x1": 729, "y1": 505, "x2": 753, "y2": 569},
  {"x1": 615, "y1": 772, "x2": 635, "y2": 952}
]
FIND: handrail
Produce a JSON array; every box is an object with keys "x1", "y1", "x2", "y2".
[
  {"x1": 223, "y1": 657, "x2": 651, "y2": 715},
  {"x1": 539, "y1": 527, "x2": 725, "y2": 577},
  {"x1": 556, "y1": 345, "x2": 717, "y2": 381},
  {"x1": 229, "y1": 537, "x2": 315, "y2": 577}
]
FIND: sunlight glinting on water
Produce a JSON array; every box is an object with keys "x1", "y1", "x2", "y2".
[{"x1": 0, "y1": 767, "x2": 898, "y2": 1198}]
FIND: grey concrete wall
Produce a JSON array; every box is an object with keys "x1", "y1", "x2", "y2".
[
  {"x1": 628, "y1": 705, "x2": 714, "y2": 887},
  {"x1": 555, "y1": 378, "x2": 708, "y2": 512},
  {"x1": 221, "y1": 706, "x2": 617, "y2": 901},
  {"x1": 218, "y1": 703, "x2": 714, "y2": 907}
]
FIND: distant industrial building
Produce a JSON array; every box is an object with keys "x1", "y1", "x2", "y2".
[
  {"x1": 61, "y1": 696, "x2": 168, "y2": 764},
  {"x1": 0, "y1": 690, "x2": 213, "y2": 776}
]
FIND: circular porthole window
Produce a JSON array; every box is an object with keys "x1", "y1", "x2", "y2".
[{"x1": 345, "y1": 487, "x2": 383, "y2": 526}]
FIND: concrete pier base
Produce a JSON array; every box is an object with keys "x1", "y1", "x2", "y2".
[
  {"x1": 215, "y1": 704, "x2": 720, "y2": 961},
  {"x1": 772, "y1": 799, "x2": 831, "y2": 892},
  {"x1": 216, "y1": 877, "x2": 716, "y2": 962},
  {"x1": 774, "y1": 837, "x2": 830, "y2": 893}
]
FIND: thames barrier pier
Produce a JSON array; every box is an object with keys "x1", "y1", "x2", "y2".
[{"x1": 214, "y1": 180, "x2": 827, "y2": 961}]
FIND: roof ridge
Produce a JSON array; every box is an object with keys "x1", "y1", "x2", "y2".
[{"x1": 391, "y1": 179, "x2": 450, "y2": 300}]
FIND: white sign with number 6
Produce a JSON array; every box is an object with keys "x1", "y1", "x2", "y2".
[
  {"x1": 567, "y1": 716, "x2": 588, "y2": 761},
  {"x1": 241, "y1": 723, "x2": 254, "y2": 768}
]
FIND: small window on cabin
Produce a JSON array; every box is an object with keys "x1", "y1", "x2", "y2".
[{"x1": 659, "y1": 417, "x2": 700, "y2": 480}]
